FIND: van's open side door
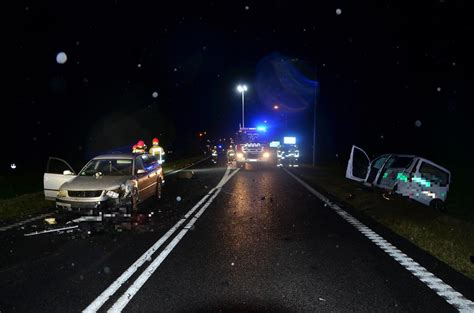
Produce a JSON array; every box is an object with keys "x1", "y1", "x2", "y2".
[
  {"x1": 345, "y1": 145, "x2": 371, "y2": 182},
  {"x1": 44, "y1": 157, "x2": 76, "y2": 200}
]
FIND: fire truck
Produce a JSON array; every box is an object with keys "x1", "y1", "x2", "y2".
[{"x1": 235, "y1": 127, "x2": 276, "y2": 167}]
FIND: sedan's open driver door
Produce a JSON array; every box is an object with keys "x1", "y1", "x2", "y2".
[
  {"x1": 44, "y1": 157, "x2": 77, "y2": 200},
  {"x1": 345, "y1": 145, "x2": 371, "y2": 182}
]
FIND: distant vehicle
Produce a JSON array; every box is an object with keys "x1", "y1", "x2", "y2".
[
  {"x1": 43, "y1": 153, "x2": 164, "y2": 217},
  {"x1": 235, "y1": 127, "x2": 275, "y2": 167},
  {"x1": 346, "y1": 145, "x2": 451, "y2": 210}
]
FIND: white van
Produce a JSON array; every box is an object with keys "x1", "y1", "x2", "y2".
[{"x1": 345, "y1": 145, "x2": 451, "y2": 210}]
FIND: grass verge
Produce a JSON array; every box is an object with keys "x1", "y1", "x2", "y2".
[
  {"x1": 292, "y1": 164, "x2": 474, "y2": 280},
  {"x1": 0, "y1": 192, "x2": 52, "y2": 223}
]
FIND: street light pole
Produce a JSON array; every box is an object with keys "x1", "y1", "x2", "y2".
[
  {"x1": 241, "y1": 90, "x2": 245, "y2": 128},
  {"x1": 237, "y1": 84, "x2": 248, "y2": 129}
]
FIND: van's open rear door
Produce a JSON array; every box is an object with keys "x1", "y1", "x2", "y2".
[
  {"x1": 44, "y1": 157, "x2": 76, "y2": 200},
  {"x1": 346, "y1": 145, "x2": 370, "y2": 182}
]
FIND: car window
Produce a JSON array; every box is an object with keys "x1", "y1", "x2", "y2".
[
  {"x1": 419, "y1": 162, "x2": 449, "y2": 186},
  {"x1": 80, "y1": 159, "x2": 132, "y2": 176},
  {"x1": 371, "y1": 155, "x2": 389, "y2": 169},
  {"x1": 386, "y1": 156, "x2": 414, "y2": 169},
  {"x1": 135, "y1": 157, "x2": 145, "y2": 172},
  {"x1": 141, "y1": 154, "x2": 157, "y2": 170},
  {"x1": 47, "y1": 158, "x2": 74, "y2": 174}
]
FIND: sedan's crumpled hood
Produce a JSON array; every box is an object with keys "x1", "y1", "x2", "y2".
[{"x1": 62, "y1": 175, "x2": 129, "y2": 191}]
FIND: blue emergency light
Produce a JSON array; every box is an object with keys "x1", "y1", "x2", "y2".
[{"x1": 256, "y1": 125, "x2": 267, "y2": 132}]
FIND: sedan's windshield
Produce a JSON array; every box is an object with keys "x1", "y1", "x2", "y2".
[{"x1": 80, "y1": 159, "x2": 132, "y2": 176}]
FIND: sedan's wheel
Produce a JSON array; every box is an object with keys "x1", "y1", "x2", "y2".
[{"x1": 130, "y1": 188, "x2": 139, "y2": 212}]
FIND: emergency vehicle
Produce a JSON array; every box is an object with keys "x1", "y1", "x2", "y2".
[{"x1": 235, "y1": 127, "x2": 275, "y2": 167}]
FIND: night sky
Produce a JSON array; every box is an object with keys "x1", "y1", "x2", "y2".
[{"x1": 6, "y1": 1, "x2": 474, "y2": 174}]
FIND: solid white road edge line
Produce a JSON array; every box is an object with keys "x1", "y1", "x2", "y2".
[
  {"x1": 108, "y1": 168, "x2": 240, "y2": 312},
  {"x1": 283, "y1": 168, "x2": 474, "y2": 313},
  {"x1": 82, "y1": 166, "x2": 233, "y2": 313}
]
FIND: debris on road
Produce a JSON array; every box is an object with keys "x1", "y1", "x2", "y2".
[
  {"x1": 346, "y1": 193, "x2": 355, "y2": 200},
  {"x1": 177, "y1": 170, "x2": 195, "y2": 179},
  {"x1": 24, "y1": 225, "x2": 79, "y2": 237},
  {"x1": 44, "y1": 217, "x2": 57, "y2": 225}
]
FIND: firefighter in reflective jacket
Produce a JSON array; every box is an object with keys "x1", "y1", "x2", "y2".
[
  {"x1": 133, "y1": 140, "x2": 147, "y2": 154},
  {"x1": 149, "y1": 137, "x2": 165, "y2": 164}
]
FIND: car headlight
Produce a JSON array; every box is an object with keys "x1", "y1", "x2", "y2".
[
  {"x1": 236, "y1": 152, "x2": 244, "y2": 159},
  {"x1": 263, "y1": 152, "x2": 270, "y2": 158},
  {"x1": 57, "y1": 189, "x2": 67, "y2": 197},
  {"x1": 106, "y1": 190, "x2": 120, "y2": 199}
]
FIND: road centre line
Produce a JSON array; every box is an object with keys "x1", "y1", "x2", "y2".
[
  {"x1": 107, "y1": 167, "x2": 240, "y2": 312},
  {"x1": 283, "y1": 168, "x2": 474, "y2": 313},
  {"x1": 83, "y1": 166, "x2": 237, "y2": 313},
  {"x1": 164, "y1": 156, "x2": 210, "y2": 176}
]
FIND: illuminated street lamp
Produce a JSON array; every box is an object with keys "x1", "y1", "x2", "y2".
[
  {"x1": 273, "y1": 104, "x2": 279, "y2": 110},
  {"x1": 236, "y1": 84, "x2": 248, "y2": 128}
]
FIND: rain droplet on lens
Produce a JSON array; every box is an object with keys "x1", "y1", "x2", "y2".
[{"x1": 56, "y1": 52, "x2": 67, "y2": 64}]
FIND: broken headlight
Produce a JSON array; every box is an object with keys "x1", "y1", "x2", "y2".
[{"x1": 105, "y1": 190, "x2": 120, "y2": 199}]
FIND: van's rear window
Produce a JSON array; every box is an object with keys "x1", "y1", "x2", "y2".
[{"x1": 387, "y1": 157, "x2": 414, "y2": 169}]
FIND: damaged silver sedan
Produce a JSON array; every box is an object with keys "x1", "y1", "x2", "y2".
[{"x1": 43, "y1": 153, "x2": 164, "y2": 217}]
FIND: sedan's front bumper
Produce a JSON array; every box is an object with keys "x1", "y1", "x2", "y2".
[{"x1": 56, "y1": 197, "x2": 130, "y2": 215}]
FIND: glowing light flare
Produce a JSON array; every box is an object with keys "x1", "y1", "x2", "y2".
[{"x1": 236, "y1": 85, "x2": 248, "y2": 93}]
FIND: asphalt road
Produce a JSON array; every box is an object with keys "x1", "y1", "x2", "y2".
[{"x1": 0, "y1": 157, "x2": 473, "y2": 312}]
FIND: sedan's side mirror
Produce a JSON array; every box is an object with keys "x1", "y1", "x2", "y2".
[
  {"x1": 63, "y1": 170, "x2": 74, "y2": 175},
  {"x1": 136, "y1": 169, "x2": 146, "y2": 174}
]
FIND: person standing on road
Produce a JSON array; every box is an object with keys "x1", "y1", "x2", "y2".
[
  {"x1": 149, "y1": 137, "x2": 165, "y2": 164},
  {"x1": 133, "y1": 140, "x2": 147, "y2": 154},
  {"x1": 227, "y1": 144, "x2": 236, "y2": 163}
]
